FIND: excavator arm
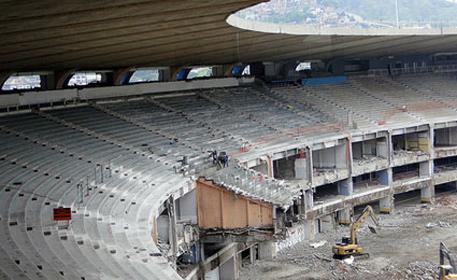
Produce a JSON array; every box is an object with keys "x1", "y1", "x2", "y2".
[
  {"x1": 440, "y1": 242, "x2": 457, "y2": 279},
  {"x1": 349, "y1": 205, "x2": 379, "y2": 245}
]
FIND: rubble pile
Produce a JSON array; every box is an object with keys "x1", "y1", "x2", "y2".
[
  {"x1": 380, "y1": 261, "x2": 438, "y2": 280},
  {"x1": 240, "y1": 193, "x2": 457, "y2": 280}
]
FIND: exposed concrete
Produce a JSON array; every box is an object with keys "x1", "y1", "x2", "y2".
[
  {"x1": 220, "y1": 257, "x2": 236, "y2": 280},
  {"x1": 352, "y1": 157, "x2": 389, "y2": 176},
  {"x1": 435, "y1": 146, "x2": 457, "y2": 159},
  {"x1": 294, "y1": 158, "x2": 308, "y2": 180},
  {"x1": 379, "y1": 195, "x2": 394, "y2": 214},
  {"x1": 337, "y1": 208, "x2": 352, "y2": 225},
  {"x1": 313, "y1": 168, "x2": 349, "y2": 187},
  {"x1": 337, "y1": 178, "x2": 353, "y2": 196},
  {"x1": 304, "y1": 219, "x2": 316, "y2": 241},
  {"x1": 276, "y1": 223, "x2": 307, "y2": 251},
  {"x1": 434, "y1": 169, "x2": 457, "y2": 185},
  {"x1": 258, "y1": 241, "x2": 277, "y2": 260},
  {"x1": 421, "y1": 183, "x2": 435, "y2": 203},
  {"x1": 392, "y1": 150, "x2": 430, "y2": 167},
  {"x1": 337, "y1": 178, "x2": 353, "y2": 224}
]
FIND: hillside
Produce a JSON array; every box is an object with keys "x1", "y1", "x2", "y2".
[{"x1": 237, "y1": 0, "x2": 457, "y2": 28}]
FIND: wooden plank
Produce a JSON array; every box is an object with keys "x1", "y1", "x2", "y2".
[
  {"x1": 248, "y1": 201, "x2": 261, "y2": 227},
  {"x1": 196, "y1": 178, "x2": 273, "y2": 229},
  {"x1": 221, "y1": 191, "x2": 247, "y2": 229},
  {"x1": 199, "y1": 183, "x2": 222, "y2": 228},
  {"x1": 260, "y1": 205, "x2": 273, "y2": 225}
]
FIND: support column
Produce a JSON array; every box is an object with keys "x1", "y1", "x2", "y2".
[
  {"x1": 337, "y1": 178, "x2": 353, "y2": 196},
  {"x1": 113, "y1": 67, "x2": 133, "y2": 86},
  {"x1": 266, "y1": 155, "x2": 274, "y2": 178},
  {"x1": 337, "y1": 208, "x2": 352, "y2": 225},
  {"x1": 304, "y1": 189, "x2": 313, "y2": 210},
  {"x1": 337, "y1": 178, "x2": 353, "y2": 224},
  {"x1": 258, "y1": 241, "x2": 276, "y2": 260},
  {"x1": 0, "y1": 71, "x2": 12, "y2": 90},
  {"x1": 421, "y1": 182, "x2": 435, "y2": 203},
  {"x1": 304, "y1": 219, "x2": 316, "y2": 241},
  {"x1": 379, "y1": 195, "x2": 394, "y2": 214},
  {"x1": 55, "y1": 69, "x2": 75, "y2": 89},
  {"x1": 379, "y1": 168, "x2": 394, "y2": 213}
]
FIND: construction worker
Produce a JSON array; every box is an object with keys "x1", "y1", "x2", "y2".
[
  {"x1": 223, "y1": 153, "x2": 229, "y2": 167},
  {"x1": 211, "y1": 150, "x2": 218, "y2": 165}
]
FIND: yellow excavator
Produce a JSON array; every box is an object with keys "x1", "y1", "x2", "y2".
[
  {"x1": 440, "y1": 242, "x2": 457, "y2": 280},
  {"x1": 332, "y1": 205, "x2": 379, "y2": 259}
]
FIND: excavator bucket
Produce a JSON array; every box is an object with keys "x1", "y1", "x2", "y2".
[{"x1": 368, "y1": 226, "x2": 377, "y2": 234}]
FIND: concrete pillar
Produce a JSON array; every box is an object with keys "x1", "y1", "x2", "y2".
[
  {"x1": 304, "y1": 219, "x2": 316, "y2": 240},
  {"x1": 379, "y1": 195, "x2": 394, "y2": 214},
  {"x1": 55, "y1": 69, "x2": 76, "y2": 89},
  {"x1": 337, "y1": 178, "x2": 353, "y2": 224},
  {"x1": 378, "y1": 167, "x2": 394, "y2": 213},
  {"x1": 113, "y1": 67, "x2": 133, "y2": 86},
  {"x1": 249, "y1": 246, "x2": 257, "y2": 264},
  {"x1": 39, "y1": 73, "x2": 54, "y2": 90},
  {"x1": 258, "y1": 241, "x2": 276, "y2": 260},
  {"x1": 0, "y1": 72, "x2": 13, "y2": 90},
  {"x1": 421, "y1": 182, "x2": 435, "y2": 203},
  {"x1": 337, "y1": 208, "x2": 352, "y2": 225},
  {"x1": 419, "y1": 160, "x2": 432, "y2": 178},
  {"x1": 338, "y1": 178, "x2": 353, "y2": 196},
  {"x1": 304, "y1": 189, "x2": 313, "y2": 210},
  {"x1": 306, "y1": 147, "x2": 313, "y2": 186},
  {"x1": 266, "y1": 155, "x2": 274, "y2": 178}
]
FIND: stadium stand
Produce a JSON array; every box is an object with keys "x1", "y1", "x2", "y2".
[{"x1": 2, "y1": 72, "x2": 457, "y2": 279}]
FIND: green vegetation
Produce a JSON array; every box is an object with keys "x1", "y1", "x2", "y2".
[
  {"x1": 238, "y1": 0, "x2": 457, "y2": 27},
  {"x1": 322, "y1": 0, "x2": 457, "y2": 24}
]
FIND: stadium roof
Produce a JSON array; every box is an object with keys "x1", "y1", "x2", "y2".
[{"x1": 2, "y1": 0, "x2": 457, "y2": 72}]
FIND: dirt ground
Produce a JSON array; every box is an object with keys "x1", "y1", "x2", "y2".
[{"x1": 240, "y1": 188, "x2": 457, "y2": 280}]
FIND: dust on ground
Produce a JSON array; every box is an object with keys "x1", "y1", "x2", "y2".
[{"x1": 240, "y1": 192, "x2": 457, "y2": 280}]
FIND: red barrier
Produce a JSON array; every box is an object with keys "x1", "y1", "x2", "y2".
[{"x1": 53, "y1": 208, "x2": 72, "y2": 221}]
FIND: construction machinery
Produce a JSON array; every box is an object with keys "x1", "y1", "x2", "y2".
[
  {"x1": 332, "y1": 205, "x2": 379, "y2": 259},
  {"x1": 440, "y1": 242, "x2": 457, "y2": 280}
]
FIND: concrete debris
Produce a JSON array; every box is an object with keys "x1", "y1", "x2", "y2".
[
  {"x1": 425, "y1": 223, "x2": 436, "y2": 228},
  {"x1": 201, "y1": 164, "x2": 301, "y2": 207},
  {"x1": 309, "y1": 240, "x2": 327, "y2": 248},
  {"x1": 343, "y1": 256, "x2": 354, "y2": 265},
  {"x1": 380, "y1": 261, "x2": 438, "y2": 280},
  {"x1": 425, "y1": 221, "x2": 450, "y2": 228},
  {"x1": 438, "y1": 221, "x2": 451, "y2": 227},
  {"x1": 240, "y1": 192, "x2": 457, "y2": 280}
]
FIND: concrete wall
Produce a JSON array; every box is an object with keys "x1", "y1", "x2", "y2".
[
  {"x1": 176, "y1": 189, "x2": 197, "y2": 225},
  {"x1": 220, "y1": 257, "x2": 236, "y2": 280},
  {"x1": 313, "y1": 147, "x2": 336, "y2": 168},
  {"x1": 157, "y1": 214, "x2": 170, "y2": 243}
]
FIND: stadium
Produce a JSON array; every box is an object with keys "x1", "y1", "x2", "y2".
[{"x1": 3, "y1": 1, "x2": 457, "y2": 279}]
